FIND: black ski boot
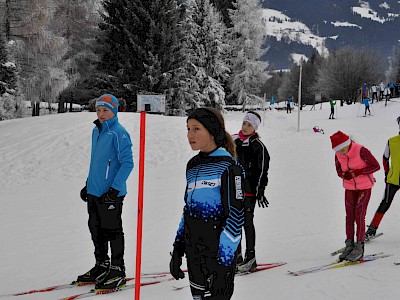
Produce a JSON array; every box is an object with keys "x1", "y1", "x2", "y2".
[
  {"x1": 236, "y1": 250, "x2": 257, "y2": 273},
  {"x1": 95, "y1": 265, "x2": 126, "y2": 290},
  {"x1": 76, "y1": 261, "x2": 110, "y2": 283},
  {"x1": 365, "y1": 225, "x2": 378, "y2": 241},
  {"x1": 338, "y1": 240, "x2": 354, "y2": 261}
]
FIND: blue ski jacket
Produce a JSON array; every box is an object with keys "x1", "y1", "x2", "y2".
[
  {"x1": 174, "y1": 148, "x2": 245, "y2": 266},
  {"x1": 87, "y1": 116, "x2": 134, "y2": 197}
]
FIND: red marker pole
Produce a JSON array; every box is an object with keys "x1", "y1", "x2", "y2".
[{"x1": 135, "y1": 111, "x2": 146, "y2": 300}]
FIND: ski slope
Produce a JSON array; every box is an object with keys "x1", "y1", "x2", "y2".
[{"x1": 0, "y1": 99, "x2": 399, "y2": 299}]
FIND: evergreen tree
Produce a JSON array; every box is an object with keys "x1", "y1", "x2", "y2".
[
  {"x1": 0, "y1": 35, "x2": 23, "y2": 120},
  {"x1": 53, "y1": 0, "x2": 101, "y2": 110},
  {"x1": 227, "y1": 0, "x2": 266, "y2": 109},
  {"x1": 98, "y1": 0, "x2": 183, "y2": 107},
  {"x1": 209, "y1": 0, "x2": 236, "y2": 27},
  {"x1": 172, "y1": 0, "x2": 229, "y2": 112}
]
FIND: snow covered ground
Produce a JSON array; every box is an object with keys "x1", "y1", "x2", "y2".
[{"x1": 0, "y1": 99, "x2": 399, "y2": 299}]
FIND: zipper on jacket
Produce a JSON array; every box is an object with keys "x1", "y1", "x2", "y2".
[{"x1": 105, "y1": 159, "x2": 110, "y2": 179}]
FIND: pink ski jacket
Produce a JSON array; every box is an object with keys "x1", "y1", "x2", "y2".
[{"x1": 335, "y1": 142, "x2": 380, "y2": 190}]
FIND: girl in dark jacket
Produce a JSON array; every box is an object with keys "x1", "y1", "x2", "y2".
[
  {"x1": 232, "y1": 111, "x2": 270, "y2": 273},
  {"x1": 170, "y1": 108, "x2": 245, "y2": 300}
]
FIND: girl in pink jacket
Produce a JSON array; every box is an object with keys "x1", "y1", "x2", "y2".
[{"x1": 330, "y1": 131, "x2": 380, "y2": 262}]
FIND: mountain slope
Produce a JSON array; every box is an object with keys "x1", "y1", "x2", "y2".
[{"x1": 261, "y1": 0, "x2": 400, "y2": 68}]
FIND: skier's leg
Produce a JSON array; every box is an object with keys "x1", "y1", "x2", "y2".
[
  {"x1": 344, "y1": 190, "x2": 357, "y2": 241},
  {"x1": 87, "y1": 195, "x2": 109, "y2": 263},
  {"x1": 98, "y1": 198, "x2": 125, "y2": 267},
  {"x1": 243, "y1": 197, "x2": 256, "y2": 253},
  {"x1": 354, "y1": 189, "x2": 371, "y2": 242}
]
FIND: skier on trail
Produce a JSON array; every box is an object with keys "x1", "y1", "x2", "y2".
[
  {"x1": 371, "y1": 84, "x2": 378, "y2": 103},
  {"x1": 365, "y1": 116, "x2": 400, "y2": 240},
  {"x1": 329, "y1": 99, "x2": 336, "y2": 119},
  {"x1": 232, "y1": 111, "x2": 270, "y2": 273},
  {"x1": 286, "y1": 97, "x2": 292, "y2": 113},
  {"x1": 362, "y1": 97, "x2": 371, "y2": 116},
  {"x1": 330, "y1": 131, "x2": 380, "y2": 262},
  {"x1": 77, "y1": 94, "x2": 134, "y2": 290},
  {"x1": 379, "y1": 81, "x2": 385, "y2": 101},
  {"x1": 170, "y1": 108, "x2": 245, "y2": 300},
  {"x1": 384, "y1": 85, "x2": 391, "y2": 106},
  {"x1": 361, "y1": 83, "x2": 369, "y2": 99}
]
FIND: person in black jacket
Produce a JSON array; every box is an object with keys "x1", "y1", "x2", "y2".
[
  {"x1": 232, "y1": 111, "x2": 270, "y2": 273},
  {"x1": 170, "y1": 108, "x2": 245, "y2": 300}
]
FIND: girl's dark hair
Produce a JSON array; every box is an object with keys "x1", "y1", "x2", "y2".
[
  {"x1": 397, "y1": 116, "x2": 400, "y2": 124},
  {"x1": 187, "y1": 107, "x2": 236, "y2": 158}
]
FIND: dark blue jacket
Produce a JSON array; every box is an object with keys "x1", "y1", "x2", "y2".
[{"x1": 174, "y1": 148, "x2": 245, "y2": 266}]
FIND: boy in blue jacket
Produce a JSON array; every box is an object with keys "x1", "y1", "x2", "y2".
[{"x1": 77, "y1": 94, "x2": 134, "y2": 290}]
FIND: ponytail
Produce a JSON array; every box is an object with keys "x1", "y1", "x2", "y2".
[{"x1": 224, "y1": 131, "x2": 237, "y2": 158}]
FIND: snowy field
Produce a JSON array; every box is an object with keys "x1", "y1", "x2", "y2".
[{"x1": 0, "y1": 99, "x2": 399, "y2": 299}]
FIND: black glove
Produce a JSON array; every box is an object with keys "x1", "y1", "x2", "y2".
[
  {"x1": 385, "y1": 172, "x2": 388, "y2": 183},
  {"x1": 169, "y1": 245, "x2": 185, "y2": 280},
  {"x1": 102, "y1": 188, "x2": 119, "y2": 204},
  {"x1": 256, "y1": 195, "x2": 269, "y2": 208},
  {"x1": 206, "y1": 263, "x2": 233, "y2": 296},
  {"x1": 80, "y1": 186, "x2": 88, "y2": 202}
]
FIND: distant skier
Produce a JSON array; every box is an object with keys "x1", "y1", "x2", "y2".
[
  {"x1": 365, "y1": 116, "x2": 400, "y2": 240},
  {"x1": 371, "y1": 84, "x2": 378, "y2": 102},
  {"x1": 232, "y1": 111, "x2": 270, "y2": 273},
  {"x1": 361, "y1": 83, "x2": 368, "y2": 99},
  {"x1": 379, "y1": 81, "x2": 385, "y2": 101},
  {"x1": 329, "y1": 99, "x2": 336, "y2": 119},
  {"x1": 384, "y1": 84, "x2": 391, "y2": 106},
  {"x1": 362, "y1": 97, "x2": 371, "y2": 116},
  {"x1": 286, "y1": 97, "x2": 292, "y2": 113},
  {"x1": 330, "y1": 131, "x2": 380, "y2": 262}
]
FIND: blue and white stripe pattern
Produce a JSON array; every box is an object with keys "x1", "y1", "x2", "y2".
[{"x1": 175, "y1": 148, "x2": 244, "y2": 266}]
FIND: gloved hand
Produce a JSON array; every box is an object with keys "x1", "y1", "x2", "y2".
[
  {"x1": 206, "y1": 263, "x2": 233, "y2": 296},
  {"x1": 343, "y1": 169, "x2": 363, "y2": 180},
  {"x1": 257, "y1": 195, "x2": 269, "y2": 208},
  {"x1": 102, "y1": 188, "x2": 119, "y2": 204},
  {"x1": 80, "y1": 186, "x2": 88, "y2": 202},
  {"x1": 384, "y1": 172, "x2": 388, "y2": 183},
  {"x1": 169, "y1": 245, "x2": 185, "y2": 280}
]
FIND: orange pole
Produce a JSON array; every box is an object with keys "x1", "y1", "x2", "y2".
[{"x1": 135, "y1": 111, "x2": 146, "y2": 300}]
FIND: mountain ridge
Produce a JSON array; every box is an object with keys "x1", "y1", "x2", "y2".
[{"x1": 261, "y1": 0, "x2": 400, "y2": 68}]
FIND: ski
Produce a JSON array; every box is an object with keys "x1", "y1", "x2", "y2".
[
  {"x1": 330, "y1": 232, "x2": 383, "y2": 256},
  {"x1": 288, "y1": 252, "x2": 391, "y2": 276},
  {"x1": 171, "y1": 262, "x2": 287, "y2": 291},
  {"x1": 58, "y1": 277, "x2": 175, "y2": 300},
  {"x1": 236, "y1": 262, "x2": 287, "y2": 276},
  {"x1": 0, "y1": 272, "x2": 174, "y2": 298}
]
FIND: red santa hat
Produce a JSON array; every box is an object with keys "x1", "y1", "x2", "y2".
[{"x1": 330, "y1": 131, "x2": 351, "y2": 151}]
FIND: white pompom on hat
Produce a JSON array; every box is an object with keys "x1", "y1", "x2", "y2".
[{"x1": 330, "y1": 130, "x2": 351, "y2": 151}]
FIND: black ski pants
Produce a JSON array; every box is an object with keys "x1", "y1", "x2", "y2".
[
  {"x1": 238, "y1": 196, "x2": 256, "y2": 256},
  {"x1": 376, "y1": 183, "x2": 400, "y2": 214},
  {"x1": 184, "y1": 215, "x2": 236, "y2": 300},
  {"x1": 87, "y1": 195, "x2": 125, "y2": 267}
]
